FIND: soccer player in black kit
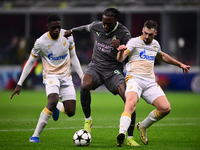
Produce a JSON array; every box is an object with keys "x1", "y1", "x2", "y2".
[{"x1": 63, "y1": 8, "x2": 139, "y2": 146}]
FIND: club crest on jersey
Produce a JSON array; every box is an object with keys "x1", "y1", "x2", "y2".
[
  {"x1": 140, "y1": 49, "x2": 154, "y2": 61},
  {"x1": 112, "y1": 36, "x2": 116, "y2": 40},
  {"x1": 48, "y1": 51, "x2": 68, "y2": 61},
  {"x1": 62, "y1": 40, "x2": 66, "y2": 47}
]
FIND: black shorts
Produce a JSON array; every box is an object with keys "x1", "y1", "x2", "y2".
[{"x1": 84, "y1": 63, "x2": 125, "y2": 95}]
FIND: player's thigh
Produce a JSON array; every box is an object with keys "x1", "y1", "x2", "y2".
[
  {"x1": 84, "y1": 67, "x2": 103, "y2": 90},
  {"x1": 104, "y1": 73, "x2": 125, "y2": 95},
  {"x1": 44, "y1": 76, "x2": 60, "y2": 96},
  {"x1": 125, "y1": 77, "x2": 142, "y2": 101},
  {"x1": 142, "y1": 82, "x2": 165, "y2": 105},
  {"x1": 60, "y1": 82, "x2": 76, "y2": 101},
  {"x1": 152, "y1": 95, "x2": 171, "y2": 111},
  {"x1": 124, "y1": 91, "x2": 138, "y2": 113}
]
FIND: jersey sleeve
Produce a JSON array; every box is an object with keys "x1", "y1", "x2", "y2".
[
  {"x1": 68, "y1": 36, "x2": 75, "y2": 51},
  {"x1": 71, "y1": 22, "x2": 94, "y2": 33},
  {"x1": 31, "y1": 39, "x2": 41, "y2": 58},
  {"x1": 155, "y1": 40, "x2": 162, "y2": 54},
  {"x1": 126, "y1": 38, "x2": 135, "y2": 55},
  {"x1": 121, "y1": 28, "x2": 131, "y2": 45}
]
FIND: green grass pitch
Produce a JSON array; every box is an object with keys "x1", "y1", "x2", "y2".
[{"x1": 0, "y1": 89, "x2": 200, "y2": 150}]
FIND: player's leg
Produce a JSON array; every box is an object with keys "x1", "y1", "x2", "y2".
[
  {"x1": 136, "y1": 83, "x2": 171, "y2": 145},
  {"x1": 117, "y1": 83, "x2": 138, "y2": 146},
  {"x1": 52, "y1": 76, "x2": 77, "y2": 120},
  {"x1": 142, "y1": 95, "x2": 171, "y2": 128},
  {"x1": 117, "y1": 91, "x2": 138, "y2": 147},
  {"x1": 60, "y1": 81, "x2": 77, "y2": 117},
  {"x1": 30, "y1": 77, "x2": 60, "y2": 142},
  {"x1": 105, "y1": 72, "x2": 139, "y2": 146},
  {"x1": 80, "y1": 73, "x2": 95, "y2": 133},
  {"x1": 30, "y1": 93, "x2": 59, "y2": 142}
]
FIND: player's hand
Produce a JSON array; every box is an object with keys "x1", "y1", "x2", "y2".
[
  {"x1": 110, "y1": 38, "x2": 120, "y2": 48},
  {"x1": 117, "y1": 45, "x2": 127, "y2": 51},
  {"x1": 64, "y1": 30, "x2": 72, "y2": 38},
  {"x1": 10, "y1": 84, "x2": 22, "y2": 99},
  {"x1": 180, "y1": 64, "x2": 190, "y2": 74}
]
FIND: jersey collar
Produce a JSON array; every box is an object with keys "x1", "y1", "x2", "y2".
[
  {"x1": 140, "y1": 35, "x2": 153, "y2": 44},
  {"x1": 105, "y1": 21, "x2": 119, "y2": 36},
  {"x1": 47, "y1": 32, "x2": 60, "y2": 40}
]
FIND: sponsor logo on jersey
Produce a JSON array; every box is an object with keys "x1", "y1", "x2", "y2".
[
  {"x1": 140, "y1": 49, "x2": 154, "y2": 61},
  {"x1": 48, "y1": 51, "x2": 68, "y2": 61}
]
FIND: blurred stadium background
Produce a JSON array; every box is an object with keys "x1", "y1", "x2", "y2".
[{"x1": 0, "y1": 0, "x2": 200, "y2": 92}]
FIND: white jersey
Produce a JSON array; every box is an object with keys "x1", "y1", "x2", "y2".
[
  {"x1": 31, "y1": 29, "x2": 75, "y2": 78},
  {"x1": 125, "y1": 35, "x2": 162, "y2": 81}
]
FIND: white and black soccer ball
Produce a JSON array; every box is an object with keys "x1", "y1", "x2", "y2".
[{"x1": 73, "y1": 129, "x2": 92, "y2": 146}]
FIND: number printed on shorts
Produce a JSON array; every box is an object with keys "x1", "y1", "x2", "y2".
[{"x1": 114, "y1": 70, "x2": 120, "y2": 75}]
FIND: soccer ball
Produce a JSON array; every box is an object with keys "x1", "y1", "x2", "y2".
[{"x1": 73, "y1": 129, "x2": 92, "y2": 146}]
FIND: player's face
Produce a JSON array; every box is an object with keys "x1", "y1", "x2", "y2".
[
  {"x1": 47, "y1": 21, "x2": 61, "y2": 39},
  {"x1": 102, "y1": 15, "x2": 117, "y2": 33},
  {"x1": 142, "y1": 27, "x2": 157, "y2": 44}
]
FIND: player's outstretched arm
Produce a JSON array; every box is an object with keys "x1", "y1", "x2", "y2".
[
  {"x1": 117, "y1": 45, "x2": 128, "y2": 62},
  {"x1": 64, "y1": 24, "x2": 91, "y2": 39},
  {"x1": 10, "y1": 54, "x2": 37, "y2": 99},
  {"x1": 10, "y1": 85, "x2": 21, "y2": 99},
  {"x1": 179, "y1": 63, "x2": 190, "y2": 74},
  {"x1": 156, "y1": 52, "x2": 190, "y2": 74},
  {"x1": 64, "y1": 30, "x2": 72, "y2": 38}
]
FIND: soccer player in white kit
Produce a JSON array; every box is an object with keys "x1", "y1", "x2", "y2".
[
  {"x1": 10, "y1": 14, "x2": 83, "y2": 142},
  {"x1": 116, "y1": 20, "x2": 190, "y2": 146}
]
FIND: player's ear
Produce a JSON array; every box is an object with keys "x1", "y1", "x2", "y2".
[
  {"x1": 154, "y1": 30, "x2": 158, "y2": 36},
  {"x1": 47, "y1": 23, "x2": 49, "y2": 30},
  {"x1": 142, "y1": 27, "x2": 144, "y2": 33}
]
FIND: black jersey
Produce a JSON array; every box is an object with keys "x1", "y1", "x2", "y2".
[{"x1": 72, "y1": 21, "x2": 131, "y2": 69}]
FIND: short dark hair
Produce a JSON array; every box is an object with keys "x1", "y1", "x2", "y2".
[
  {"x1": 47, "y1": 14, "x2": 61, "y2": 24},
  {"x1": 144, "y1": 20, "x2": 158, "y2": 31},
  {"x1": 103, "y1": 7, "x2": 122, "y2": 19}
]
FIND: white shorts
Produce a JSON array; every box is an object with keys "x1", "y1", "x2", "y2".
[
  {"x1": 125, "y1": 77, "x2": 165, "y2": 104},
  {"x1": 43, "y1": 75, "x2": 76, "y2": 101}
]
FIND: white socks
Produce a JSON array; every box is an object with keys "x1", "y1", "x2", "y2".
[
  {"x1": 32, "y1": 108, "x2": 52, "y2": 137},
  {"x1": 119, "y1": 112, "x2": 131, "y2": 134},
  {"x1": 142, "y1": 109, "x2": 162, "y2": 128}
]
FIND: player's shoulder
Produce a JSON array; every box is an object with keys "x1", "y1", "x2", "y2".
[
  {"x1": 89, "y1": 20, "x2": 102, "y2": 30},
  {"x1": 60, "y1": 29, "x2": 74, "y2": 41},
  {"x1": 118, "y1": 22, "x2": 129, "y2": 32},
  {"x1": 35, "y1": 32, "x2": 48, "y2": 46},
  {"x1": 152, "y1": 39, "x2": 160, "y2": 47},
  {"x1": 129, "y1": 36, "x2": 140, "y2": 42}
]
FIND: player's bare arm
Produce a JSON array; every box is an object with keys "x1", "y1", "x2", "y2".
[
  {"x1": 117, "y1": 45, "x2": 128, "y2": 62},
  {"x1": 10, "y1": 84, "x2": 21, "y2": 99},
  {"x1": 156, "y1": 52, "x2": 190, "y2": 74}
]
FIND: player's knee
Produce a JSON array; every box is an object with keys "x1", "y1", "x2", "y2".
[
  {"x1": 65, "y1": 108, "x2": 75, "y2": 117},
  {"x1": 81, "y1": 83, "x2": 91, "y2": 91},
  {"x1": 161, "y1": 103, "x2": 171, "y2": 116}
]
